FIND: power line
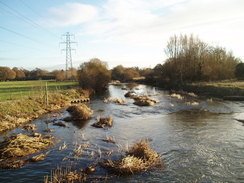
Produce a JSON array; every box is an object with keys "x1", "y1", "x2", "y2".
[
  {"x1": 0, "y1": 25, "x2": 58, "y2": 50},
  {"x1": 19, "y1": 0, "x2": 62, "y2": 32},
  {"x1": 0, "y1": 6, "x2": 38, "y2": 29},
  {"x1": 0, "y1": 1, "x2": 60, "y2": 39},
  {"x1": 0, "y1": 39, "x2": 57, "y2": 54}
]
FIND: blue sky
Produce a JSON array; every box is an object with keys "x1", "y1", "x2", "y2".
[{"x1": 0, "y1": 0, "x2": 244, "y2": 71}]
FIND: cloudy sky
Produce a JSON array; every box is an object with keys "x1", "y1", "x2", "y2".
[{"x1": 0, "y1": 0, "x2": 243, "y2": 71}]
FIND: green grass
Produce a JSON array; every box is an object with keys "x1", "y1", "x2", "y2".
[
  {"x1": 0, "y1": 80, "x2": 78, "y2": 102},
  {"x1": 185, "y1": 80, "x2": 244, "y2": 98}
]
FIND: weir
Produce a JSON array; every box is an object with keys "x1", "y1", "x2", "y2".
[{"x1": 70, "y1": 98, "x2": 90, "y2": 103}]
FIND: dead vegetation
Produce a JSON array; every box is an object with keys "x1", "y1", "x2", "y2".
[
  {"x1": 102, "y1": 134, "x2": 116, "y2": 143},
  {"x1": 124, "y1": 91, "x2": 137, "y2": 98},
  {"x1": 133, "y1": 95, "x2": 159, "y2": 106},
  {"x1": 66, "y1": 104, "x2": 93, "y2": 121},
  {"x1": 22, "y1": 124, "x2": 37, "y2": 132},
  {"x1": 124, "y1": 91, "x2": 159, "y2": 106},
  {"x1": 103, "y1": 97, "x2": 126, "y2": 105},
  {"x1": 99, "y1": 139, "x2": 162, "y2": 176},
  {"x1": 0, "y1": 159, "x2": 26, "y2": 170},
  {"x1": 44, "y1": 166, "x2": 88, "y2": 183},
  {"x1": 53, "y1": 121, "x2": 69, "y2": 127},
  {"x1": 0, "y1": 133, "x2": 53, "y2": 159},
  {"x1": 29, "y1": 152, "x2": 49, "y2": 162},
  {"x1": 92, "y1": 115, "x2": 113, "y2": 128}
]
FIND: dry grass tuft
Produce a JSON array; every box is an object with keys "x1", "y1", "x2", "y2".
[
  {"x1": 0, "y1": 159, "x2": 26, "y2": 170},
  {"x1": 124, "y1": 91, "x2": 137, "y2": 98},
  {"x1": 102, "y1": 134, "x2": 116, "y2": 143},
  {"x1": 133, "y1": 96, "x2": 159, "y2": 106},
  {"x1": 124, "y1": 91, "x2": 159, "y2": 106},
  {"x1": 0, "y1": 133, "x2": 53, "y2": 159},
  {"x1": 92, "y1": 115, "x2": 113, "y2": 128},
  {"x1": 127, "y1": 139, "x2": 160, "y2": 162},
  {"x1": 100, "y1": 139, "x2": 162, "y2": 176},
  {"x1": 104, "y1": 97, "x2": 126, "y2": 105},
  {"x1": 53, "y1": 121, "x2": 69, "y2": 127},
  {"x1": 44, "y1": 166, "x2": 87, "y2": 183},
  {"x1": 66, "y1": 104, "x2": 93, "y2": 121},
  {"x1": 22, "y1": 124, "x2": 37, "y2": 132},
  {"x1": 29, "y1": 151, "x2": 49, "y2": 162}
]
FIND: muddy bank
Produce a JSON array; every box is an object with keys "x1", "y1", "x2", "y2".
[{"x1": 0, "y1": 89, "x2": 90, "y2": 134}]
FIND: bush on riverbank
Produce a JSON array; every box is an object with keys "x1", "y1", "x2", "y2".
[{"x1": 77, "y1": 58, "x2": 111, "y2": 92}]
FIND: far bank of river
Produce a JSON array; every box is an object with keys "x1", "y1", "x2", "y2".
[
  {"x1": 183, "y1": 81, "x2": 244, "y2": 99},
  {"x1": 137, "y1": 79, "x2": 244, "y2": 100}
]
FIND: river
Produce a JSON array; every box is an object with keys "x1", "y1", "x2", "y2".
[{"x1": 0, "y1": 83, "x2": 244, "y2": 182}]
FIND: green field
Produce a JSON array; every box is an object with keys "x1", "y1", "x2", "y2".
[{"x1": 0, "y1": 80, "x2": 78, "y2": 102}]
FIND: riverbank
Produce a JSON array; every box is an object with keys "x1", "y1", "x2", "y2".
[
  {"x1": 138, "y1": 78, "x2": 244, "y2": 100},
  {"x1": 0, "y1": 88, "x2": 90, "y2": 134},
  {"x1": 182, "y1": 80, "x2": 244, "y2": 99}
]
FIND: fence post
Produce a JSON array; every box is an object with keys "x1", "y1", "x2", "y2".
[{"x1": 46, "y1": 82, "x2": 49, "y2": 105}]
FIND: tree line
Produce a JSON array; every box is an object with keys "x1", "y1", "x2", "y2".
[
  {"x1": 1, "y1": 34, "x2": 244, "y2": 91},
  {"x1": 0, "y1": 67, "x2": 78, "y2": 81},
  {"x1": 79, "y1": 34, "x2": 243, "y2": 91},
  {"x1": 162, "y1": 34, "x2": 241, "y2": 83}
]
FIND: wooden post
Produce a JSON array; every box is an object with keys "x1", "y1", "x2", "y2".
[{"x1": 46, "y1": 82, "x2": 48, "y2": 104}]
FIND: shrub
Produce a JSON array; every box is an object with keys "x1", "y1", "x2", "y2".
[{"x1": 77, "y1": 58, "x2": 111, "y2": 92}]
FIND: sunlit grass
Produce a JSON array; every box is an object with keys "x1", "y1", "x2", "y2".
[
  {"x1": 191, "y1": 80, "x2": 244, "y2": 89},
  {"x1": 186, "y1": 80, "x2": 244, "y2": 98},
  {"x1": 0, "y1": 80, "x2": 78, "y2": 101}
]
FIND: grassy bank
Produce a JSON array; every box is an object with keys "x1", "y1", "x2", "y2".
[
  {"x1": 183, "y1": 80, "x2": 244, "y2": 98},
  {"x1": 0, "y1": 80, "x2": 77, "y2": 102},
  {"x1": 0, "y1": 88, "x2": 90, "y2": 134}
]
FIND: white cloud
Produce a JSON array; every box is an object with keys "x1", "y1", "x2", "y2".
[
  {"x1": 82, "y1": 0, "x2": 244, "y2": 50},
  {"x1": 47, "y1": 3, "x2": 98, "y2": 26},
  {"x1": 65, "y1": 0, "x2": 244, "y2": 68}
]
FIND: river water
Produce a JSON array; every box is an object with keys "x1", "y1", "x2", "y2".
[{"x1": 0, "y1": 84, "x2": 244, "y2": 182}]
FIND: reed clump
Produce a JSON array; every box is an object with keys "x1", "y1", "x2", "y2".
[
  {"x1": 0, "y1": 133, "x2": 53, "y2": 159},
  {"x1": 22, "y1": 124, "x2": 37, "y2": 132},
  {"x1": 133, "y1": 96, "x2": 159, "y2": 106},
  {"x1": 44, "y1": 166, "x2": 87, "y2": 183},
  {"x1": 29, "y1": 152, "x2": 49, "y2": 162},
  {"x1": 103, "y1": 97, "x2": 126, "y2": 105},
  {"x1": 99, "y1": 139, "x2": 162, "y2": 176},
  {"x1": 92, "y1": 115, "x2": 113, "y2": 128},
  {"x1": 124, "y1": 91, "x2": 159, "y2": 106},
  {"x1": 66, "y1": 104, "x2": 93, "y2": 121},
  {"x1": 0, "y1": 159, "x2": 26, "y2": 170}
]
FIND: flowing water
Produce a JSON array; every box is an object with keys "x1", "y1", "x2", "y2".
[{"x1": 0, "y1": 84, "x2": 244, "y2": 182}]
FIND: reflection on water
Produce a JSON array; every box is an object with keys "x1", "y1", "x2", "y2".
[{"x1": 0, "y1": 84, "x2": 244, "y2": 182}]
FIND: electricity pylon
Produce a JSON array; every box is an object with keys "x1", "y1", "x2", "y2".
[{"x1": 60, "y1": 32, "x2": 77, "y2": 80}]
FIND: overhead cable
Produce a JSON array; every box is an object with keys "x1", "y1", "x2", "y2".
[
  {"x1": 0, "y1": 39, "x2": 57, "y2": 54},
  {"x1": 0, "y1": 1, "x2": 60, "y2": 39},
  {"x1": 0, "y1": 25, "x2": 58, "y2": 50},
  {"x1": 19, "y1": 0, "x2": 62, "y2": 32}
]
